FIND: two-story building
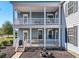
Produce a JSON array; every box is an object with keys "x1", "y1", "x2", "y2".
[{"x1": 11, "y1": 1, "x2": 66, "y2": 51}]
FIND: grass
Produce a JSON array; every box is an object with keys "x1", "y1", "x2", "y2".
[{"x1": 0, "y1": 37, "x2": 13, "y2": 45}]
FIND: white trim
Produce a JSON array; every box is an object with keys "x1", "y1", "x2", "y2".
[
  {"x1": 44, "y1": 6, "x2": 46, "y2": 25},
  {"x1": 30, "y1": 28, "x2": 32, "y2": 45},
  {"x1": 59, "y1": 5, "x2": 61, "y2": 47},
  {"x1": 44, "y1": 6, "x2": 46, "y2": 48},
  {"x1": 30, "y1": 7, "x2": 32, "y2": 46},
  {"x1": 13, "y1": 29, "x2": 15, "y2": 47}
]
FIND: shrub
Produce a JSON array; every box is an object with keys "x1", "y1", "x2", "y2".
[
  {"x1": 0, "y1": 53, "x2": 6, "y2": 58},
  {"x1": 10, "y1": 40, "x2": 13, "y2": 45},
  {"x1": 0, "y1": 43, "x2": 2, "y2": 47},
  {"x1": 2, "y1": 41, "x2": 9, "y2": 46}
]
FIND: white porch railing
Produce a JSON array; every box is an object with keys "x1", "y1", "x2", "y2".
[
  {"x1": 46, "y1": 18, "x2": 59, "y2": 25},
  {"x1": 46, "y1": 39, "x2": 58, "y2": 44},
  {"x1": 31, "y1": 39, "x2": 44, "y2": 44},
  {"x1": 13, "y1": 38, "x2": 19, "y2": 51},
  {"x1": 14, "y1": 18, "x2": 59, "y2": 25},
  {"x1": 32, "y1": 18, "x2": 44, "y2": 25}
]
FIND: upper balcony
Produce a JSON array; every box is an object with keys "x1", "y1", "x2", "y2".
[
  {"x1": 13, "y1": 2, "x2": 61, "y2": 27},
  {"x1": 15, "y1": 17, "x2": 59, "y2": 25}
]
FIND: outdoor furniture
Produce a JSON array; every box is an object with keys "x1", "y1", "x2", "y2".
[{"x1": 40, "y1": 48, "x2": 54, "y2": 58}]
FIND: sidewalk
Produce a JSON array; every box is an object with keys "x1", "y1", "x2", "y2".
[
  {"x1": 11, "y1": 52, "x2": 23, "y2": 58},
  {"x1": 68, "y1": 50, "x2": 79, "y2": 58}
]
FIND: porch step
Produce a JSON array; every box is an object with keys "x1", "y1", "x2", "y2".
[{"x1": 16, "y1": 47, "x2": 25, "y2": 52}]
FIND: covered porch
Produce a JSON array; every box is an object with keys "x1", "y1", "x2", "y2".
[{"x1": 13, "y1": 28, "x2": 60, "y2": 48}]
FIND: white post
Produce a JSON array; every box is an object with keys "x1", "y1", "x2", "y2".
[
  {"x1": 59, "y1": 5, "x2": 61, "y2": 47},
  {"x1": 44, "y1": 6, "x2": 46, "y2": 48},
  {"x1": 13, "y1": 8, "x2": 15, "y2": 47},
  {"x1": 55, "y1": 13, "x2": 56, "y2": 24},
  {"x1": 30, "y1": 7, "x2": 32, "y2": 46},
  {"x1": 44, "y1": 28, "x2": 46, "y2": 48},
  {"x1": 13, "y1": 29, "x2": 15, "y2": 47},
  {"x1": 55, "y1": 30, "x2": 56, "y2": 42},
  {"x1": 14, "y1": 9, "x2": 19, "y2": 25},
  {"x1": 30, "y1": 7, "x2": 32, "y2": 25},
  {"x1": 44, "y1": 7, "x2": 46, "y2": 25},
  {"x1": 17, "y1": 29, "x2": 19, "y2": 46},
  {"x1": 30, "y1": 28, "x2": 32, "y2": 46},
  {"x1": 13, "y1": 8, "x2": 15, "y2": 26}
]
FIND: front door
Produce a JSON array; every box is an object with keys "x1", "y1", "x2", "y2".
[
  {"x1": 23, "y1": 31, "x2": 29, "y2": 47},
  {"x1": 38, "y1": 29, "x2": 44, "y2": 46}
]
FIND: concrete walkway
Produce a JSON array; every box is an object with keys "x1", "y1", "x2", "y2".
[
  {"x1": 68, "y1": 50, "x2": 79, "y2": 58},
  {"x1": 11, "y1": 52, "x2": 23, "y2": 58}
]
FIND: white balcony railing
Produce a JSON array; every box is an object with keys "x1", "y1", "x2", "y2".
[
  {"x1": 14, "y1": 18, "x2": 59, "y2": 25},
  {"x1": 46, "y1": 18, "x2": 59, "y2": 25},
  {"x1": 32, "y1": 18, "x2": 44, "y2": 25}
]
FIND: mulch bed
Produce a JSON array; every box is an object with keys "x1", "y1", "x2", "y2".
[
  {"x1": 20, "y1": 47, "x2": 75, "y2": 58},
  {"x1": 0, "y1": 46, "x2": 15, "y2": 58}
]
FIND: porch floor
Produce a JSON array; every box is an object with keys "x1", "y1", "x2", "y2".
[{"x1": 20, "y1": 47, "x2": 75, "y2": 58}]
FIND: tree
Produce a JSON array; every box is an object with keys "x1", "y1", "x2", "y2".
[{"x1": 2, "y1": 21, "x2": 13, "y2": 37}]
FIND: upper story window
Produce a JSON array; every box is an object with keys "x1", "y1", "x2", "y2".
[
  {"x1": 68, "y1": 1, "x2": 74, "y2": 15},
  {"x1": 65, "y1": 1, "x2": 78, "y2": 16}
]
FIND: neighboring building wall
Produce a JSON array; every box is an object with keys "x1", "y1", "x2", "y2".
[{"x1": 63, "y1": 1, "x2": 79, "y2": 54}]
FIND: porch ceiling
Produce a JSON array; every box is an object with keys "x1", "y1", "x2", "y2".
[{"x1": 14, "y1": 4, "x2": 59, "y2": 12}]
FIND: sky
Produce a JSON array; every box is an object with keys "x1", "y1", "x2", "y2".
[{"x1": 0, "y1": 1, "x2": 13, "y2": 27}]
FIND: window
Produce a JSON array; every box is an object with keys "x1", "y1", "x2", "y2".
[
  {"x1": 65, "y1": 4, "x2": 68, "y2": 17},
  {"x1": 68, "y1": 6, "x2": 73, "y2": 15},
  {"x1": 47, "y1": 29, "x2": 59, "y2": 39},
  {"x1": 68, "y1": 1, "x2": 73, "y2": 8},
  {"x1": 73, "y1": 1, "x2": 78, "y2": 13},
  {"x1": 65, "y1": 1, "x2": 78, "y2": 16},
  {"x1": 48, "y1": 30, "x2": 52, "y2": 39},
  {"x1": 38, "y1": 30, "x2": 43, "y2": 39},
  {"x1": 47, "y1": 13, "x2": 55, "y2": 24},
  {"x1": 68, "y1": 26, "x2": 78, "y2": 46}
]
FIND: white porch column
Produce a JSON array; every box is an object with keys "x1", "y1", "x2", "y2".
[
  {"x1": 30, "y1": 28, "x2": 32, "y2": 45},
  {"x1": 44, "y1": 6, "x2": 46, "y2": 48},
  {"x1": 13, "y1": 9, "x2": 16, "y2": 47},
  {"x1": 55, "y1": 30, "x2": 56, "y2": 42},
  {"x1": 13, "y1": 9, "x2": 20, "y2": 25},
  {"x1": 58, "y1": 5, "x2": 61, "y2": 47},
  {"x1": 44, "y1": 28, "x2": 46, "y2": 48},
  {"x1": 44, "y1": 6, "x2": 46, "y2": 25},
  {"x1": 13, "y1": 29, "x2": 15, "y2": 47},
  {"x1": 55, "y1": 12, "x2": 56, "y2": 24},
  {"x1": 30, "y1": 7, "x2": 32, "y2": 45}
]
